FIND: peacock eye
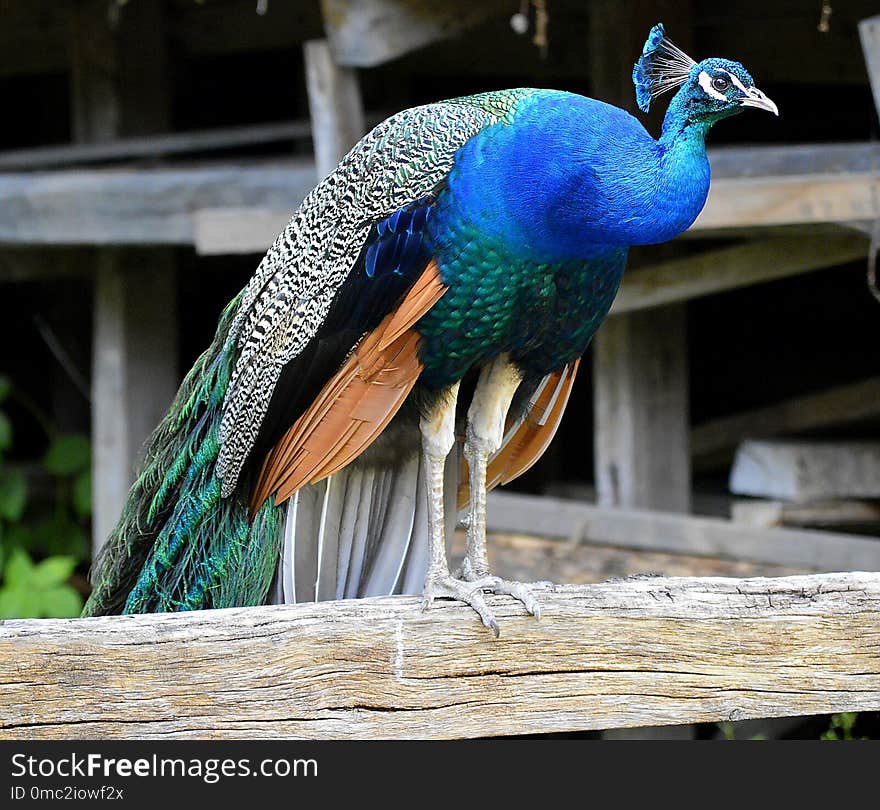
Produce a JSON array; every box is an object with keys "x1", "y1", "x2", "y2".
[{"x1": 711, "y1": 76, "x2": 730, "y2": 92}]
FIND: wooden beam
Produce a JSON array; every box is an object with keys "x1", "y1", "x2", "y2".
[
  {"x1": 1, "y1": 572, "x2": 878, "y2": 739},
  {"x1": 319, "y1": 0, "x2": 509, "y2": 68},
  {"x1": 730, "y1": 440, "x2": 880, "y2": 502},
  {"x1": 0, "y1": 121, "x2": 312, "y2": 171},
  {"x1": 594, "y1": 304, "x2": 691, "y2": 512},
  {"x1": 692, "y1": 172, "x2": 880, "y2": 232},
  {"x1": 485, "y1": 491, "x2": 880, "y2": 572},
  {"x1": 708, "y1": 142, "x2": 880, "y2": 179},
  {"x1": 731, "y1": 498, "x2": 880, "y2": 530},
  {"x1": 304, "y1": 39, "x2": 365, "y2": 180},
  {"x1": 691, "y1": 377, "x2": 880, "y2": 464},
  {"x1": 612, "y1": 233, "x2": 867, "y2": 315},
  {"x1": 192, "y1": 207, "x2": 293, "y2": 256},
  {"x1": 91, "y1": 250, "x2": 178, "y2": 552},
  {"x1": 0, "y1": 161, "x2": 316, "y2": 247}
]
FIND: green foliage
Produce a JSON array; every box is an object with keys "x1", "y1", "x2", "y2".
[
  {"x1": 0, "y1": 548, "x2": 82, "y2": 619},
  {"x1": 0, "y1": 377, "x2": 89, "y2": 619},
  {"x1": 44, "y1": 434, "x2": 90, "y2": 476},
  {"x1": 0, "y1": 469, "x2": 27, "y2": 521},
  {"x1": 821, "y1": 713, "x2": 866, "y2": 741}
]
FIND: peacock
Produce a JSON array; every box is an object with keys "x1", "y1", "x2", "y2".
[{"x1": 83, "y1": 25, "x2": 777, "y2": 634}]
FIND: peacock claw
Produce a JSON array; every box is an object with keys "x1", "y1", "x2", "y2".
[
  {"x1": 423, "y1": 570, "x2": 544, "y2": 636},
  {"x1": 421, "y1": 573, "x2": 503, "y2": 637},
  {"x1": 457, "y1": 565, "x2": 543, "y2": 621}
]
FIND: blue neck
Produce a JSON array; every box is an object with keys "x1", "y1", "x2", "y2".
[{"x1": 439, "y1": 91, "x2": 712, "y2": 263}]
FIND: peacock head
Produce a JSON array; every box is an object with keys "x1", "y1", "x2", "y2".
[{"x1": 633, "y1": 24, "x2": 778, "y2": 130}]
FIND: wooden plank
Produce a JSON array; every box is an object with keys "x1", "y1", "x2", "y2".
[
  {"x1": 0, "y1": 161, "x2": 316, "y2": 246},
  {"x1": 859, "y1": 15, "x2": 880, "y2": 117},
  {"x1": 91, "y1": 256, "x2": 131, "y2": 550},
  {"x1": 708, "y1": 142, "x2": 880, "y2": 179},
  {"x1": 732, "y1": 499, "x2": 880, "y2": 530},
  {"x1": 303, "y1": 39, "x2": 365, "y2": 180},
  {"x1": 692, "y1": 172, "x2": 880, "y2": 231},
  {"x1": 730, "y1": 440, "x2": 880, "y2": 502},
  {"x1": 0, "y1": 121, "x2": 312, "y2": 171},
  {"x1": 320, "y1": 0, "x2": 509, "y2": 68},
  {"x1": 193, "y1": 207, "x2": 293, "y2": 255},
  {"x1": 1, "y1": 572, "x2": 878, "y2": 739},
  {"x1": 91, "y1": 251, "x2": 179, "y2": 553},
  {"x1": 612, "y1": 233, "x2": 866, "y2": 314},
  {"x1": 485, "y1": 491, "x2": 880, "y2": 572},
  {"x1": 594, "y1": 305, "x2": 691, "y2": 512},
  {"x1": 691, "y1": 377, "x2": 880, "y2": 464}
]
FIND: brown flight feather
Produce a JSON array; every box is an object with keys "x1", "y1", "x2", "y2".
[{"x1": 249, "y1": 260, "x2": 447, "y2": 512}]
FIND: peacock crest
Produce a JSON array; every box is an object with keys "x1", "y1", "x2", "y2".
[{"x1": 632, "y1": 23, "x2": 696, "y2": 113}]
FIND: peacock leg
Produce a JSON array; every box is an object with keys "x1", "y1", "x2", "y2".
[
  {"x1": 420, "y1": 381, "x2": 502, "y2": 635},
  {"x1": 461, "y1": 355, "x2": 542, "y2": 619}
]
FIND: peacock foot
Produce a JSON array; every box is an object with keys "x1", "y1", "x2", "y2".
[
  {"x1": 454, "y1": 555, "x2": 544, "y2": 621},
  {"x1": 422, "y1": 569, "x2": 544, "y2": 637},
  {"x1": 421, "y1": 572, "x2": 504, "y2": 637}
]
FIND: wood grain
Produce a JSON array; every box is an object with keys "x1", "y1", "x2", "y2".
[{"x1": 2, "y1": 572, "x2": 878, "y2": 739}]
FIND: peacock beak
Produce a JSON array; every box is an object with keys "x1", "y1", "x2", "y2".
[{"x1": 739, "y1": 86, "x2": 779, "y2": 116}]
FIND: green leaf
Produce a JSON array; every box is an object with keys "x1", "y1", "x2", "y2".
[
  {"x1": 0, "y1": 411, "x2": 12, "y2": 451},
  {"x1": 40, "y1": 586, "x2": 83, "y2": 618},
  {"x1": 73, "y1": 470, "x2": 92, "y2": 518},
  {"x1": 0, "y1": 470, "x2": 27, "y2": 522},
  {"x1": 2, "y1": 548, "x2": 34, "y2": 587},
  {"x1": 0, "y1": 588, "x2": 42, "y2": 619},
  {"x1": 0, "y1": 376, "x2": 10, "y2": 404},
  {"x1": 31, "y1": 556, "x2": 76, "y2": 587},
  {"x1": 0, "y1": 549, "x2": 84, "y2": 619},
  {"x1": 44, "y1": 434, "x2": 91, "y2": 477}
]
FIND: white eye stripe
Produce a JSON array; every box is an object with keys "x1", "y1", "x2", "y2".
[
  {"x1": 721, "y1": 69, "x2": 750, "y2": 93},
  {"x1": 698, "y1": 70, "x2": 728, "y2": 101}
]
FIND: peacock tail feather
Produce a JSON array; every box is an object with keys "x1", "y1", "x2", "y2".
[{"x1": 82, "y1": 292, "x2": 285, "y2": 616}]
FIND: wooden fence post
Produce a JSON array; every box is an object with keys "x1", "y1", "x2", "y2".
[{"x1": 304, "y1": 39, "x2": 365, "y2": 180}]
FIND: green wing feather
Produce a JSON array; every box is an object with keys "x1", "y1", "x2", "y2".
[{"x1": 82, "y1": 293, "x2": 285, "y2": 616}]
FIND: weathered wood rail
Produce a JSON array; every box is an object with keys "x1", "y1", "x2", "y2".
[{"x1": 2, "y1": 572, "x2": 878, "y2": 739}]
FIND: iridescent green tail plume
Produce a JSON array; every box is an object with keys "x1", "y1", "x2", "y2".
[{"x1": 82, "y1": 294, "x2": 284, "y2": 616}]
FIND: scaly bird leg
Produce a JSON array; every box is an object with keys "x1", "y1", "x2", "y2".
[
  {"x1": 461, "y1": 355, "x2": 542, "y2": 621},
  {"x1": 420, "y1": 382, "x2": 502, "y2": 635}
]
